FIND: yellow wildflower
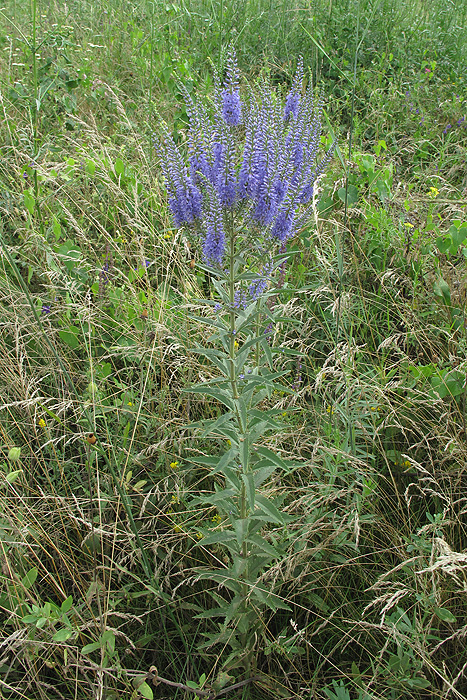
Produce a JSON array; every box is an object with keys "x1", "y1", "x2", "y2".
[
  {"x1": 170, "y1": 461, "x2": 179, "y2": 470},
  {"x1": 173, "y1": 525, "x2": 182, "y2": 533},
  {"x1": 428, "y1": 186, "x2": 439, "y2": 198},
  {"x1": 38, "y1": 418, "x2": 46, "y2": 428},
  {"x1": 404, "y1": 222, "x2": 414, "y2": 229},
  {"x1": 196, "y1": 532, "x2": 204, "y2": 540},
  {"x1": 326, "y1": 406, "x2": 335, "y2": 415},
  {"x1": 234, "y1": 340, "x2": 239, "y2": 350},
  {"x1": 211, "y1": 514, "x2": 222, "y2": 525}
]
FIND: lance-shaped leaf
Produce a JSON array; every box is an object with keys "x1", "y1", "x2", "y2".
[
  {"x1": 255, "y1": 494, "x2": 287, "y2": 524},
  {"x1": 249, "y1": 585, "x2": 291, "y2": 612},
  {"x1": 241, "y1": 472, "x2": 256, "y2": 511},
  {"x1": 194, "y1": 569, "x2": 242, "y2": 594},
  {"x1": 198, "y1": 411, "x2": 235, "y2": 439},
  {"x1": 247, "y1": 533, "x2": 282, "y2": 559},
  {"x1": 256, "y1": 446, "x2": 297, "y2": 473},
  {"x1": 187, "y1": 385, "x2": 235, "y2": 411},
  {"x1": 233, "y1": 518, "x2": 250, "y2": 548},
  {"x1": 198, "y1": 531, "x2": 238, "y2": 547}
]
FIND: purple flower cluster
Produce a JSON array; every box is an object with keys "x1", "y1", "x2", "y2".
[
  {"x1": 443, "y1": 116, "x2": 465, "y2": 135},
  {"x1": 157, "y1": 47, "x2": 333, "y2": 266},
  {"x1": 405, "y1": 91, "x2": 424, "y2": 126},
  {"x1": 99, "y1": 254, "x2": 113, "y2": 302}
]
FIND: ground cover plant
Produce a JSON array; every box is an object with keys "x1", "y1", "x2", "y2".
[{"x1": 0, "y1": 0, "x2": 466, "y2": 698}]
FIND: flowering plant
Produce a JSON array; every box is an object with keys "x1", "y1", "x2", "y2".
[
  {"x1": 159, "y1": 49, "x2": 333, "y2": 267},
  {"x1": 157, "y1": 47, "x2": 333, "y2": 677}
]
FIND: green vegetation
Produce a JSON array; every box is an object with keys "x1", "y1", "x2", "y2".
[{"x1": 0, "y1": 0, "x2": 466, "y2": 698}]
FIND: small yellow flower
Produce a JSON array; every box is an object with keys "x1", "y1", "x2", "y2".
[
  {"x1": 170, "y1": 461, "x2": 179, "y2": 470},
  {"x1": 403, "y1": 460, "x2": 411, "y2": 467},
  {"x1": 196, "y1": 532, "x2": 204, "y2": 540},
  {"x1": 404, "y1": 222, "x2": 414, "y2": 229},
  {"x1": 428, "y1": 186, "x2": 439, "y2": 199},
  {"x1": 326, "y1": 406, "x2": 335, "y2": 415},
  {"x1": 127, "y1": 401, "x2": 133, "y2": 407},
  {"x1": 173, "y1": 525, "x2": 182, "y2": 533},
  {"x1": 171, "y1": 495, "x2": 179, "y2": 504},
  {"x1": 38, "y1": 418, "x2": 46, "y2": 428},
  {"x1": 370, "y1": 406, "x2": 377, "y2": 411},
  {"x1": 211, "y1": 514, "x2": 222, "y2": 525},
  {"x1": 164, "y1": 232, "x2": 172, "y2": 240},
  {"x1": 282, "y1": 411, "x2": 287, "y2": 417},
  {"x1": 234, "y1": 340, "x2": 239, "y2": 350},
  {"x1": 226, "y1": 439, "x2": 231, "y2": 446}
]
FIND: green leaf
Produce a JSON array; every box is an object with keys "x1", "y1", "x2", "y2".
[
  {"x1": 133, "y1": 678, "x2": 153, "y2": 699},
  {"x1": 85, "y1": 159, "x2": 96, "y2": 176},
  {"x1": 375, "y1": 177, "x2": 391, "y2": 200},
  {"x1": 255, "y1": 494, "x2": 285, "y2": 524},
  {"x1": 251, "y1": 465, "x2": 276, "y2": 487},
  {"x1": 247, "y1": 533, "x2": 281, "y2": 559},
  {"x1": 59, "y1": 326, "x2": 81, "y2": 349},
  {"x1": 434, "y1": 607, "x2": 456, "y2": 623},
  {"x1": 251, "y1": 585, "x2": 291, "y2": 611},
  {"x1": 256, "y1": 446, "x2": 294, "y2": 473},
  {"x1": 200, "y1": 412, "x2": 234, "y2": 439},
  {"x1": 198, "y1": 531, "x2": 237, "y2": 546},
  {"x1": 241, "y1": 473, "x2": 256, "y2": 510},
  {"x1": 195, "y1": 570, "x2": 242, "y2": 594},
  {"x1": 338, "y1": 184, "x2": 359, "y2": 205},
  {"x1": 197, "y1": 487, "x2": 236, "y2": 505},
  {"x1": 233, "y1": 518, "x2": 249, "y2": 547},
  {"x1": 21, "y1": 614, "x2": 38, "y2": 624},
  {"x1": 213, "y1": 671, "x2": 235, "y2": 691},
  {"x1": 451, "y1": 223, "x2": 467, "y2": 251},
  {"x1": 260, "y1": 336, "x2": 273, "y2": 368},
  {"x1": 115, "y1": 158, "x2": 125, "y2": 176},
  {"x1": 61, "y1": 596, "x2": 73, "y2": 613},
  {"x1": 211, "y1": 449, "x2": 238, "y2": 476},
  {"x1": 22, "y1": 567, "x2": 38, "y2": 590},
  {"x1": 6, "y1": 470, "x2": 22, "y2": 483},
  {"x1": 433, "y1": 277, "x2": 451, "y2": 306},
  {"x1": 187, "y1": 385, "x2": 235, "y2": 411},
  {"x1": 234, "y1": 397, "x2": 248, "y2": 432},
  {"x1": 53, "y1": 628, "x2": 73, "y2": 642},
  {"x1": 23, "y1": 189, "x2": 35, "y2": 215},
  {"x1": 81, "y1": 641, "x2": 102, "y2": 654},
  {"x1": 52, "y1": 217, "x2": 62, "y2": 240},
  {"x1": 436, "y1": 235, "x2": 451, "y2": 255},
  {"x1": 102, "y1": 630, "x2": 115, "y2": 654}
]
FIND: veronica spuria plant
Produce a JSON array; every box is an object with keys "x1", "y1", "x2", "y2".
[{"x1": 158, "y1": 48, "x2": 333, "y2": 675}]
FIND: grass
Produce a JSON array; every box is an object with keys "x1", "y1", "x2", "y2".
[{"x1": 0, "y1": 0, "x2": 466, "y2": 698}]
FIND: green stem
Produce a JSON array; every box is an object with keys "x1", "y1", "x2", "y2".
[{"x1": 226, "y1": 220, "x2": 250, "y2": 663}]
